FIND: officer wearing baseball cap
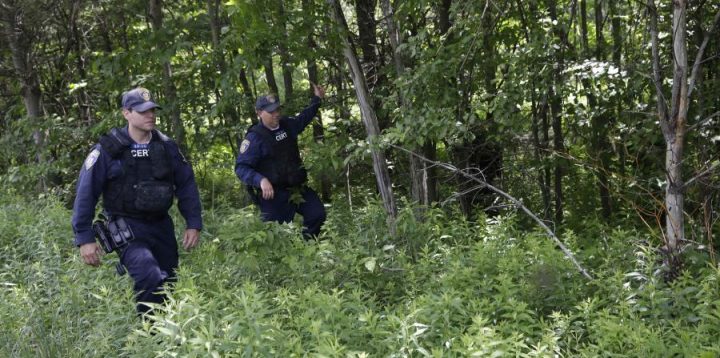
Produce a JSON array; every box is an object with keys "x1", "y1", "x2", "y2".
[
  {"x1": 71, "y1": 87, "x2": 202, "y2": 316},
  {"x1": 235, "y1": 84, "x2": 327, "y2": 239},
  {"x1": 121, "y1": 87, "x2": 162, "y2": 112}
]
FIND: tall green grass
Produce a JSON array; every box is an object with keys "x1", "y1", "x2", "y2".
[{"x1": 2, "y1": 192, "x2": 720, "y2": 357}]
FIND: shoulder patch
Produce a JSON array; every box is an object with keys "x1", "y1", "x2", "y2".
[
  {"x1": 240, "y1": 139, "x2": 251, "y2": 154},
  {"x1": 84, "y1": 149, "x2": 100, "y2": 170}
]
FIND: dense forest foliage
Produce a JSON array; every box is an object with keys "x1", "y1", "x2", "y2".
[{"x1": 1, "y1": 0, "x2": 720, "y2": 356}]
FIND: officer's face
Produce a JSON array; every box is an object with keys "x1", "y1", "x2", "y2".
[
  {"x1": 123, "y1": 108, "x2": 156, "y2": 132},
  {"x1": 258, "y1": 108, "x2": 281, "y2": 128}
]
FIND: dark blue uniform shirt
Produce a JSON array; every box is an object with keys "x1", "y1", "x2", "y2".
[
  {"x1": 235, "y1": 96, "x2": 321, "y2": 187},
  {"x1": 71, "y1": 127, "x2": 202, "y2": 247}
]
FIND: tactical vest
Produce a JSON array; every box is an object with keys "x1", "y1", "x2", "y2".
[
  {"x1": 99, "y1": 128, "x2": 175, "y2": 218},
  {"x1": 248, "y1": 121, "x2": 307, "y2": 188}
]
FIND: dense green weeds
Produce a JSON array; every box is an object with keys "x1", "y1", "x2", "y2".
[{"x1": 2, "y1": 193, "x2": 720, "y2": 357}]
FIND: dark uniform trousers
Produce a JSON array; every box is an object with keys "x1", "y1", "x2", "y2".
[
  {"x1": 258, "y1": 186, "x2": 326, "y2": 238},
  {"x1": 120, "y1": 216, "x2": 178, "y2": 314}
]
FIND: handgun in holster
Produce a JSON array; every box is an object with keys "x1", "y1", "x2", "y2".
[{"x1": 92, "y1": 212, "x2": 134, "y2": 275}]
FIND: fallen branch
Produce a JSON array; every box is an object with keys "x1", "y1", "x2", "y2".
[{"x1": 392, "y1": 144, "x2": 594, "y2": 280}]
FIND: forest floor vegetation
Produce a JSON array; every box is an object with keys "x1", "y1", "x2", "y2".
[{"x1": 1, "y1": 191, "x2": 719, "y2": 357}]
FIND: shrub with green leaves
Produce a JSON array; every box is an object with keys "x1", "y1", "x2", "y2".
[{"x1": 2, "y1": 192, "x2": 720, "y2": 357}]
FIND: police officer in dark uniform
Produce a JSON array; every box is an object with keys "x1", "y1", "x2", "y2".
[
  {"x1": 235, "y1": 84, "x2": 326, "y2": 238},
  {"x1": 71, "y1": 87, "x2": 202, "y2": 315}
]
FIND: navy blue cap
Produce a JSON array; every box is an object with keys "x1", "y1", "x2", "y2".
[
  {"x1": 255, "y1": 94, "x2": 281, "y2": 112},
  {"x1": 122, "y1": 87, "x2": 160, "y2": 112}
]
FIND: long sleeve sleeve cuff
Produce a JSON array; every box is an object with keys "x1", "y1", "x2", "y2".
[
  {"x1": 253, "y1": 173, "x2": 265, "y2": 188},
  {"x1": 74, "y1": 231, "x2": 96, "y2": 247},
  {"x1": 185, "y1": 217, "x2": 203, "y2": 231}
]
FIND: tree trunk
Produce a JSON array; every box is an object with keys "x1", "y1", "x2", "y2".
[
  {"x1": 2, "y1": 2, "x2": 43, "y2": 150},
  {"x1": 308, "y1": 59, "x2": 332, "y2": 202},
  {"x1": 665, "y1": 1, "x2": 689, "y2": 258},
  {"x1": 649, "y1": 0, "x2": 684, "y2": 260},
  {"x1": 594, "y1": 0, "x2": 605, "y2": 59},
  {"x1": 585, "y1": 0, "x2": 612, "y2": 220},
  {"x1": 609, "y1": 0, "x2": 626, "y2": 185},
  {"x1": 263, "y1": 55, "x2": 279, "y2": 95},
  {"x1": 69, "y1": 0, "x2": 91, "y2": 124},
  {"x1": 517, "y1": 0, "x2": 551, "y2": 221},
  {"x1": 534, "y1": 93, "x2": 552, "y2": 220},
  {"x1": 149, "y1": 0, "x2": 187, "y2": 156},
  {"x1": 3, "y1": 6, "x2": 41, "y2": 118},
  {"x1": 380, "y1": 0, "x2": 433, "y2": 211},
  {"x1": 693, "y1": 8, "x2": 714, "y2": 263},
  {"x1": 277, "y1": 0, "x2": 294, "y2": 102},
  {"x1": 1, "y1": 1, "x2": 45, "y2": 191},
  {"x1": 580, "y1": 0, "x2": 588, "y2": 52},
  {"x1": 238, "y1": 64, "x2": 254, "y2": 113},
  {"x1": 302, "y1": 0, "x2": 331, "y2": 202},
  {"x1": 479, "y1": 8, "x2": 503, "y2": 217},
  {"x1": 355, "y1": 0, "x2": 378, "y2": 86},
  {"x1": 328, "y1": 0, "x2": 397, "y2": 224},
  {"x1": 548, "y1": 0, "x2": 566, "y2": 226},
  {"x1": 208, "y1": 0, "x2": 242, "y2": 152},
  {"x1": 647, "y1": 0, "x2": 717, "y2": 278}
]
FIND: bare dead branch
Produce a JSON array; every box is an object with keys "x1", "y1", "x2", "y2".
[
  {"x1": 392, "y1": 144, "x2": 594, "y2": 280},
  {"x1": 647, "y1": 0, "x2": 671, "y2": 132},
  {"x1": 682, "y1": 161, "x2": 720, "y2": 190},
  {"x1": 687, "y1": 110, "x2": 720, "y2": 132},
  {"x1": 688, "y1": 9, "x2": 720, "y2": 98}
]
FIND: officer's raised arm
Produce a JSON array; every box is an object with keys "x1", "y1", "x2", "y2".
[{"x1": 286, "y1": 84, "x2": 325, "y2": 135}]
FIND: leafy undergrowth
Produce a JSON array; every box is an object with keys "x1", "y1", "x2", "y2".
[{"x1": 2, "y1": 193, "x2": 720, "y2": 357}]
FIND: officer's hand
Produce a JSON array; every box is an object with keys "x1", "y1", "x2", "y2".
[
  {"x1": 311, "y1": 83, "x2": 325, "y2": 99},
  {"x1": 79, "y1": 242, "x2": 103, "y2": 267},
  {"x1": 260, "y1": 178, "x2": 274, "y2": 200},
  {"x1": 182, "y1": 228, "x2": 200, "y2": 251}
]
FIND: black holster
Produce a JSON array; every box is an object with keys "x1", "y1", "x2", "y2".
[{"x1": 92, "y1": 213, "x2": 134, "y2": 254}]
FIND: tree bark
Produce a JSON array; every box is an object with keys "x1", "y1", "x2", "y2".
[
  {"x1": 303, "y1": 0, "x2": 331, "y2": 201},
  {"x1": 1, "y1": 2, "x2": 43, "y2": 158},
  {"x1": 277, "y1": 0, "x2": 294, "y2": 102},
  {"x1": 586, "y1": 0, "x2": 612, "y2": 220},
  {"x1": 263, "y1": 55, "x2": 279, "y2": 95},
  {"x1": 609, "y1": 0, "x2": 626, "y2": 180},
  {"x1": 535, "y1": 93, "x2": 552, "y2": 220},
  {"x1": 649, "y1": 0, "x2": 686, "y2": 259},
  {"x1": 517, "y1": 0, "x2": 551, "y2": 220},
  {"x1": 664, "y1": 0, "x2": 689, "y2": 265},
  {"x1": 1, "y1": 1, "x2": 46, "y2": 191},
  {"x1": 2, "y1": 4, "x2": 42, "y2": 119},
  {"x1": 646, "y1": 0, "x2": 720, "y2": 278},
  {"x1": 548, "y1": 0, "x2": 566, "y2": 226},
  {"x1": 208, "y1": 0, "x2": 242, "y2": 152},
  {"x1": 355, "y1": 0, "x2": 390, "y2": 132},
  {"x1": 69, "y1": 0, "x2": 91, "y2": 124},
  {"x1": 580, "y1": 0, "x2": 588, "y2": 52},
  {"x1": 238, "y1": 64, "x2": 254, "y2": 112},
  {"x1": 328, "y1": 0, "x2": 397, "y2": 223},
  {"x1": 149, "y1": 0, "x2": 187, "y2": 156},
  {"x1": 380, "y1": 0, "x2": 432, "y2": 211},
  {"x1": 355, "y1": 0, "x2": 379, "y2": 86}
]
